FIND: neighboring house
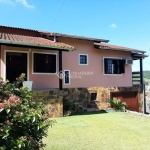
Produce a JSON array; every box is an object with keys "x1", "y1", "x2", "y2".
[{"x1": 0, "y1": 25, "x2": 148, "y2": 115}]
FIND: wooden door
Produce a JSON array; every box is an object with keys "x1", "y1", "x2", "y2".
[{"x1": 6, "y1": 52, "x2": 27, "y2": 82}]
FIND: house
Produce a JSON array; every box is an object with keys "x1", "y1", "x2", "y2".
[{"x1": 0, "y1": 25, "x2": 148, "y2": 116}]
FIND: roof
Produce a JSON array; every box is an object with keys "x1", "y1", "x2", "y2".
[
  {"x1": 40, "y1": 31, "x2": 109, "y2": 43},
  {"x1": 94, "y1": 42, "x2": 146, "y2": 53},
  {"x1": 0, "y1": 32, "x2": 75, "y2": 51},
  {"x1": 0, "y1": 25, "x2": 109, "y2": 43},
  {"x1": 0, "y1": 25, "x2": 147, "y2": 57},
  {"x1": 0, "y1": 25, "x2": 38, "y2": 32}
]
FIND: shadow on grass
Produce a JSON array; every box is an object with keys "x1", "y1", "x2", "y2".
[{"x1": 71, "y1": 110, "x2": 108, "y2": 116}]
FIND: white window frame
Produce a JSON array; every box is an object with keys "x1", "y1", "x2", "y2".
[
  {"x1": 103, "y1": 57, "x2": 122, "y2": 76},
  {"x1": 78, "y1": 54, "x2": 88, "y2": 65},
  {"x1": 64, "y1": 70, "x2": 70, "y2": 85},
  {"x1": 32, "y1": 52, "x2": 57, "y2": 75},
  {"x1": 4, "y1": 50, "x2": 29, "y2": 81}
]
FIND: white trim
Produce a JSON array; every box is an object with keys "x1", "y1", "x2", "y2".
[
  {"x1": 78, "y1": 54, "x2": 88, "y2": 65},
  {"x1": 32, "y1": 52, "x2": 57, "y2": 75},
  {"x1": 64, "y1": 70, "x2": 70, "y2": 85},
  {"x1": 4, "y1": 50, "x2": 29, "y2": 81},
  {"x1": 103, "y1": 57, "x2": 122, "y2": 76}
]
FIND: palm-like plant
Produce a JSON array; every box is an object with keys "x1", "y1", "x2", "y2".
[{"x1": 107, "y1": 98, "x2": 127, "y2": 111}]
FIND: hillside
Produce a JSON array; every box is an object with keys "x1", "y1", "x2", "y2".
[{"x1": 144, "y1": 70, "x2": 150, "y2": 84}]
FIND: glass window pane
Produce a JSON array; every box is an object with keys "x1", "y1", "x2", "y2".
[{"x1": 34, "y1": 53, "x2": 56, "y2": 73}]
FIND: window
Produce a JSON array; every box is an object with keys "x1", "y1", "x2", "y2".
[
  {"x1": 104, "y1": 58, "x2": 125, "y2": 74},
  {"x1": 33, "y1": 53, "x2": 56, "y2": 73},
  {"x1": 91, "y1": 93, "x2": 97, "y2": 101},
  {"x1": 64, "y1": 70, "x2": 70, "y2": 85},
  {"x1": 79, "y1": 54, "x2": 88, "y2": 65}
]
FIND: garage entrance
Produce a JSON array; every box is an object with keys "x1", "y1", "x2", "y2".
[{"x1": 110, "y1": 92, "x2": 139, "y2": 112}]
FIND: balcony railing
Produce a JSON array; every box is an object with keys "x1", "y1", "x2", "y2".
[{"x1": 132, "y1": 72, "x2": 141, "y2": 84}]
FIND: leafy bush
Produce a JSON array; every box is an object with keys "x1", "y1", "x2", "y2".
[
  {"x1": 63, "y1": 100, "x2": 76, "y2": 116},
  {"x1": 107, "y1": 98, "x2": 127, "y2": 111},
  {"x1": 64, "y1": 101, "x2": 75, "y2": 111},
  {"x1": 0, "y1": 74, "x2": 54, "y2": 150}
]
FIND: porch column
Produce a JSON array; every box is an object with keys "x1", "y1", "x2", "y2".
[
  {"x1": 59, "y1": 51, "x2": 62, "y2": 90},
  {"x1": 140, "y1": 58, "x2": 146, "y2": 114},
  {"x1": 140, "y1": 58, "x2": 143, "y2": 85}
]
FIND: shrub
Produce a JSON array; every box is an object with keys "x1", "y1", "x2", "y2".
[
  {"x1": 0, "y1": 74, "x2": 54, "y2": 150},
  {"x1": 107, "y1": 98, "x2": 127, "y2": 111},
  {"x1": 63, "y1": 100, "x2": 76, "y2": 116}
]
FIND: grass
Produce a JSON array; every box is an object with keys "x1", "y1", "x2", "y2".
[{"x1": 43, "y1": 111, "x2": 150, "y2": 150}]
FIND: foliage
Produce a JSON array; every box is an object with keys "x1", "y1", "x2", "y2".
[
  {"x1": 143, "y1": 70, "x2": 150, "y2": 84},
  {"x1": 107, "y1": 98, "x2": 127, "y2": 111},
  {"x1": 143, "y1": 70, "x2": 150, "y2": 80},
  {"x1": 64, "y1": 101, "x2": 75, "y2": 111},
  {"x1": 0, "y1": 73, "x2": 54, "y2": 150},
  {"x1": 63, "y1": 100, "x2": 76, "y2": 116}
]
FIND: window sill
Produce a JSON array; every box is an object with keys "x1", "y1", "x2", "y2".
[
  {"x1": 32, "y1": 73, "x2": 57, "y2": 75},
  {"x1": 103, "y1": 74, "x2": 123, "y2": 76},
  {"x1": 79, "y1": 64, "x2": 88, "y2": 65}
]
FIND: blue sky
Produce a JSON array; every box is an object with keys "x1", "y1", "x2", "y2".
[{"x1": 0, "y1": 0, "x2": 149, "y2": 71}]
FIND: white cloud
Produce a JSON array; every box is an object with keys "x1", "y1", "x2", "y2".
[
  {"x1": 110, "y1": 23, "x2": 117, "y2": 28},
  {"x1": 0, "y1": 0, "x2": 14, "y2": 5},
  {"x1": 16, "y1": 0, "x2": 34, "y2": 8}
]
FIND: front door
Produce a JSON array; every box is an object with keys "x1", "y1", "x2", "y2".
[{"x1": 6, "y1": 52, "x2": 27, "y2": 82}]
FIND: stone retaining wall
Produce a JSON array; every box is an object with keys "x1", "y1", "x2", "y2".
[
  {"x1": 32, "y1": 90, "x2": 63, "y2": 118},
  {"x1": 32, "y1": 85, "x2": 143, "y2": 117}
]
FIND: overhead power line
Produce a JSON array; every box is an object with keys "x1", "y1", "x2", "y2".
[{"x1": 50, "y1": 0, "x2": 66, "y2": 31}]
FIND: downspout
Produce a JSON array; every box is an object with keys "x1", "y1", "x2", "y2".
[
  {"x1": 59, "y1": 50, "x2": 62, "y2": 90},
  {"x1": 54, "y1": 36, "x2": 56, "y2": 42}
]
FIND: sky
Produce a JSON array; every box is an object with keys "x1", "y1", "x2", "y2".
[{"x1": 0, "y1": 0, "x2": 149, "y2": 71}]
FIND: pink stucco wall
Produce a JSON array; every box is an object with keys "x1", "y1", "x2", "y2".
[
  {"x1": 0, "y1": 37, "x2": 132, "y2": 90},
  {"x1": 58, "y1": 37, "x2": 132, "y2": 88},
  {"x1": 0, "y1": 45, "x2": 59, "y2": 90}
]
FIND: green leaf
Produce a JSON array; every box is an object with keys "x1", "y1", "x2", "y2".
[
  {"x1": 18, "y1": 144, "x2": 21, "y2": 148},
  {"x1": 32, "y1": 117, "x2": 35, "y2": 123},
  {"x1": 6, "y1": 109, "x2": 10, "y2": 114},
  {"x1": 21, "y1": 119, "x2": 24, "y2": 123},
  {"x1": 37, "y1": 126, "x2": 39, "y2": 130},
  {"x1": 2, "y1": 134, "x2": 9, "y2": 139},
  {"x1": 0, "y1": 108, "x2": 4, "y2": 112}
]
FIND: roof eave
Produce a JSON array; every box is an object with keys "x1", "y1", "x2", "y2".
[
  {"x1": 94, "y1": 43, "x2": 146, "y2": 54},
  {"x1": 0, "y1": 39, "x2": 75, "y2": 51},
  {"x1": 40, "y1": 32, "x2": 109, "y2": 43},
  {"x1": 94, "y1": 45, "x2": 146, "y2": 53},
  {"x1": 57, "y1": 35, "x2": 109, "y2": 43}
]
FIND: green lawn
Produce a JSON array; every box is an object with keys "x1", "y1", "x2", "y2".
[{"x1": 43, "y1": 111, "x2": 150, "y2": 150}]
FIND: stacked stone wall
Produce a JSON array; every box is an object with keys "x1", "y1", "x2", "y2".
[
  {"x1": 32, "y1": 85, "x2": 143, "y2": 117},
  {"x1": 32, "y1": 90, "x2": 63, "y2": 117}
]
